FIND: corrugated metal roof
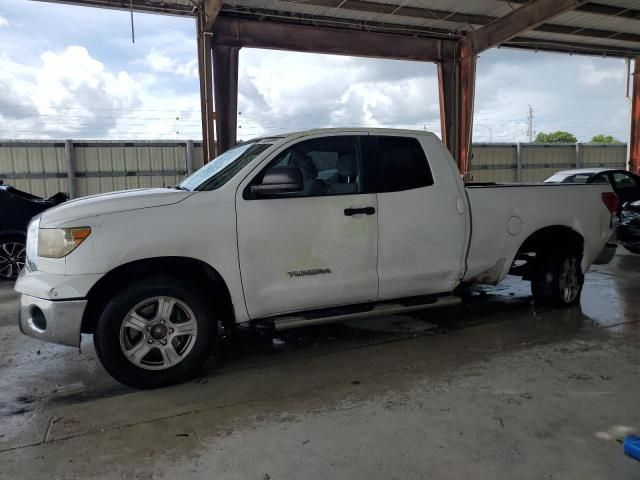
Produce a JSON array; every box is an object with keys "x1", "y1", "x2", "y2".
[{"x1": 33, "y1": 0, "x2": 640, "y2": 57}]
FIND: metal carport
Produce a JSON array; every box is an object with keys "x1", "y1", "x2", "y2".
[{"x1": 33, "y1": 0, "x2": 640, "y2": 174}]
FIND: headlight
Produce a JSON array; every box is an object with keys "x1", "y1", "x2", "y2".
[
  {"x1": 25, "y1": 217, "x2": 40, "y2": 271},
  {"x1": 38, "y1": 227, "x2": 91, "y2": 258}
]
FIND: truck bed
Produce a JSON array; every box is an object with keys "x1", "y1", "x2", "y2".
[{"x1": 463, "y1": 183, "x2": 613, "y2": 284}]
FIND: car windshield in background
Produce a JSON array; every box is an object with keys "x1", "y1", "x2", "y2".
[
  {"x1": 545, "y1": 173, "x2": 593, "y2": 184},
  {"x1": 179, "y1": 140, "x2": 275, "y2": 191}
]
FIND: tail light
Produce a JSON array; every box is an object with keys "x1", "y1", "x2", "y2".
[{"x1": 601, "y1": 192, "x2": 619, "y2": 214}]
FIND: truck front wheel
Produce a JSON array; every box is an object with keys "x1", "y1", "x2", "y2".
[
  {"x1": 531, "y1": 253, "x2": 584, "y2": 307},
  {"x1": 94, "y1": 278, "x2": 215, "y2": 389}
]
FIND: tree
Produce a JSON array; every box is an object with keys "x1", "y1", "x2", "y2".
[
  {"x1": 589, "y1": 134, "x2": 622, "y2": 144},
  {"x1": 534, "y1": 131, "x2": 577, "y2": 144}
]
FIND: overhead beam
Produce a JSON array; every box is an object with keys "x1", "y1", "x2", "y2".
[
  {"x1": 202, "y1": 0, "x2": 224, "y2": 31},
  {"x1": 212, "y1": 16, "x2": 452, "y2": 62},
  {"x1": 504, "y1": 0, "x2": 640, "y2": 20},
  {"x1": 630, "y1": 59, "x2": 640, "y2": 175},
  {"x1": 460, "y1": 0, "x2": 589, "y2": 55},
  {"x1": 30, "y1": 0, "x2": 194, "y2": 16},
  {"x1": 277, "y1": 0, "x2": 640, "y2": 45}
]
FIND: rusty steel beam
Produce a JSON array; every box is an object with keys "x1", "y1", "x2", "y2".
[
  {"x1": 281, "y1": 0, "x2": 640, "y2": 44},
  {"x1": 30, "y1": 0, "x2": 194, "y2": 16},
  {"x1": 212, "y1": 16, "x2": 451, "y2": 62},
  {"x1": 461, "y1": 0, "x2": 589, "y2": 55},
  {"x1": 197, "y1": 12, "x2": 216, "y2": 162},
  {"x1": 438, "y1": 43, "x2": 476, "y2": 175},
  {"x1": 505, "y1": 0, "x2": 640, "y2": 20},
  {"x1": 213, "y1": 44, "x2": 239, "y2": 155},
  {"x1": 631, "y1": 59, "x2": 640, "y2": 175},
  {"x1": 202, "y1": 0, "x2": 224, "y2": 31}
]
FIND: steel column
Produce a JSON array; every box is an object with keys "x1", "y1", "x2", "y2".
[
  {"x1": 186, "y1": 139, "x2": 194, "y2": 175},
  {"x1": 438, "y1": 44, "x2": 476, "y2": 174},
  {"x1": 197, "y1": 13, "x2": 215, "y2": 162},
  {"x1": 213, "y1": 44, "x2": 239, "y2": 155},
  {"x1": 631, "y1": 58, "x2": 640, "y2": 175},
  {"x1": 64, "y1": 139, "x2": 76, "y2": 199}
]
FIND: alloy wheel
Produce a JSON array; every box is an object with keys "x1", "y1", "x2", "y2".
[{"x1": 119, "y1": 296, "x2": 198, "y2": 370}]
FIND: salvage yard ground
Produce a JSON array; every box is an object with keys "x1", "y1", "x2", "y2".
[{"x1": 1, "y1": 251, "x2": 639, "y2": 479}]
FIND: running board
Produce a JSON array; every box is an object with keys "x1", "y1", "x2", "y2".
[{"x1": 271, "y1": 296, "x2": 461, "y2": 331}]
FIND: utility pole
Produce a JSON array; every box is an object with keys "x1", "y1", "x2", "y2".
[{"x1": 527, "y1": 105, "x2": 533, "y2": 142}]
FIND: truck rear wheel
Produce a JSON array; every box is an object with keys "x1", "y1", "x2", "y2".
[
  {"x1": 531, "y1": 253, "x2": 583, "y2": 307},
  {"x1": 93, "y1": 277, "x2": 215, "y2": 389}
]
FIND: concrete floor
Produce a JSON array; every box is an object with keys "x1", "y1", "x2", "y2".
[{"x1": 1, "y1": 252, "x2": 639, "y2": 479}]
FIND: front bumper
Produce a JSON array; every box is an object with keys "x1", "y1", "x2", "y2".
[{"x1": 18, "y1": 294, "x2": 87, "y2": 347}]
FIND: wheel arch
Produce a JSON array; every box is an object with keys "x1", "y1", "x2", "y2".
[
  {"x1": 510, "y1": 225, "x2": 585, "y2": 278},
  {"x1": 81, "y1": 256, "x2": 235, "y2": 334}
]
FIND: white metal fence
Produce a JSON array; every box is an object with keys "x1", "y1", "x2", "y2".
[
  {"x1": 0, "y1": 140, "x2": 204, "y2": 198},
  {"x1": 0, "y1": 140, "x2": 629, "y2": 198},
  {"x1": 469, "y1": 143, "x2": 628, "y2": 183}
]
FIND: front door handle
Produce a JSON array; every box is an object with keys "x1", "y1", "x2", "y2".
[{"x1": 344, "y1": 207, "x2": 375, "y2": 216}]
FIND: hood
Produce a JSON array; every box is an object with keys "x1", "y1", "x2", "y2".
[{"x1": 40, "y1": 188, "x2": 193, "y2": 227}]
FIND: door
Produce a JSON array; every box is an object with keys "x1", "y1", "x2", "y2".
[
  {"x1": 236, "y1": 134, "x2": 379, "y2": 319},
  {"x1": 373, "y1": 134, "x2": 467, "y2": 299}
]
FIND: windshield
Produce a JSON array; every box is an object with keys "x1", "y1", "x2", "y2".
[
  {"x1": 179, "y1": 141, "x2": 273, "y2": 191},
  {"x1": 545, "y1": 173, "x2": 593, "y2": 184}
]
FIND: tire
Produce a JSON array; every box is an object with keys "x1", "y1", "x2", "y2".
[
  {"x1": 531, "y1": 253, "x2": 584, "y2": 307},
  {"x1": 93, "y1": 277, "x2": 216, "y2": 389},
  {"x1": 0, "y1": 234, "x2": 26, "y2": 281},
  {"x1": 623, "y1": 245, "x2": 640, "y2": 254}
]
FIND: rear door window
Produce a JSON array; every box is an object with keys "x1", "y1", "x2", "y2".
[
  {"x1": 612, "y1": 172, "x2": 638, "y2": 190},
  {"x1": 375, "y1": 136, "x2": 433, "y2": 192}
]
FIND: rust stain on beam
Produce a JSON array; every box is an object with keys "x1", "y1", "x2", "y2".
[
  {"x1": 438, "y1": 43, "x2": 475, "y2": 174},
  {"x1": 212, "y1": 16, "x2": 452, "y2": 62}
]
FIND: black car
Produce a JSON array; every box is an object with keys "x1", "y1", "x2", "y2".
[
  {"x1": 544, "y1": 168, "x2": 640, "y2": 205},
  {"x1": 0, "y1": 183, "x2": 67, "y2": 280},
  {"x1": 545, "y1": 168, "x2": 640, "y2": 255},
  {"x1": 618, "y1": 201, "x2": 640, "y2": 254}
]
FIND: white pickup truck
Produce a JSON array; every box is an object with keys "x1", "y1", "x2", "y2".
[{"x1": 16, "y1": 128, "x2": 618, "y2": 388}]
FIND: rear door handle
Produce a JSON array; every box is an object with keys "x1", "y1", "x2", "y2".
[{"x1": 344, "y1": 207, "x2": 375, "y2": 216}]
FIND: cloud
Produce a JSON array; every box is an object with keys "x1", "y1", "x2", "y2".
[
  {"x1": 0, "y1": 16, "x2": 8, "y2": 27},
  {"x1": 237, "y1": 49, "x2": 441, "y2": 138},
  {"x1": 579, "y1": 62, "x2": 625, "y2": 87},
  {"x1": 0, "y1": 46, "x2": 143, "y2": 138},
  {"x1": 145, "y1": 48, "x2": 198, "y2": 79}
]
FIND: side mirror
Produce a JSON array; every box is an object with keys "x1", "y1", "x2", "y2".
[{"x1": 251, "y1": 166, "x2": 303, "y2": 196}]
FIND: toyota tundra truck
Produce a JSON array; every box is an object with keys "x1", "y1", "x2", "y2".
[{"x1": 16, "y1": 129, "x2": 618, "y2": 388}]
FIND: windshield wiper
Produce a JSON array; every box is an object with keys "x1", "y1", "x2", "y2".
[{"x1": 170, "y1": 185, "x2": 190, "y2": 191}]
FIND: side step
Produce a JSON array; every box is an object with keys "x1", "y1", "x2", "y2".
[{"x1": 270, "y1": 295, "x2": 461, "y2": 331}]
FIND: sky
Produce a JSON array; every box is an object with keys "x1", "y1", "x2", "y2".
[{"x1": 0, "y1": 0, "x2": 633, "y2": 143}]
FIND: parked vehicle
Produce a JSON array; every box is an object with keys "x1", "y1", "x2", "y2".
[
  {"x1": 544, "y1": 168, "x2": 640, "y2": 207},
  {"x1": 617, "y1": 200, "x2": 640, "y2": 254},
  {"x1": 16, "y1": 129, "x2": 618, "y2": 388},
  {"x1": 0, "y1": 183, "x2": 67, "y2": 280}
]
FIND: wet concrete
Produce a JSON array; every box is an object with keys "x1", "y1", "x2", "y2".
[{"x1": 0, "y1": 251, "x2": 639, "y2": 479}]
